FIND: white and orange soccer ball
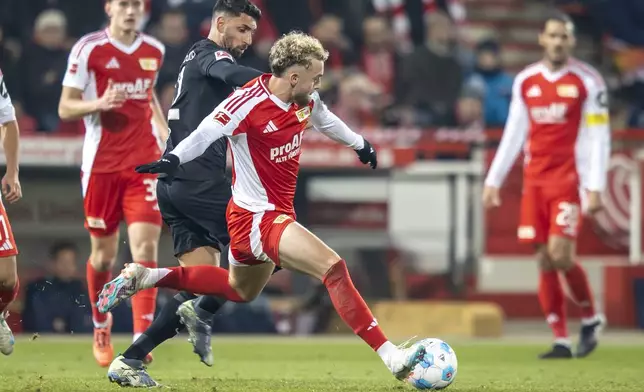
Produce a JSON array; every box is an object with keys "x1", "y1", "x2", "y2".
[{"x1": 406, "y1": 338, "x2": 458, "y2": 390}]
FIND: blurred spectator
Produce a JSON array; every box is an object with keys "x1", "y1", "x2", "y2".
[
  {"x1": 155, "y1": 9, "x2": 192, "y2": 88},
  {"x1": 455, "y1": 90, "x2": 484, "y2": 130},
  {"x1": 21, "y1": 10, "x2": 69, "y2": 132},
  {"x1": 22, "y1": 241, "x2": 92, "y2": 334},
  {"x1": 360, "y1": 16, "x2": 400, "y2": 106},
  {"x1": 465, "y1": 40, "x2": 513, "y2": 127},
  {"x1": 587, "y1": 0, "x2": 644, "y2": 126},
  {"x1": 0, "y1": 24, "x2": 23, "y2": 106},
  {"x1": 4, "y1": 0, "x2": 104, "y2": 43},
  {"x1": 333, "y1": 73, "x2": 383, "y2": 128},
  {"x1": 310, "y1": 15, "x2": 358, "y2": 99},
  {"x1": 397, "y1": 11, "x2": 463, "y2": 127}
]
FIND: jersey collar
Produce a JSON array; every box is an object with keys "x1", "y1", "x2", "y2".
[{"x1": 105, "y1": 28, "x2": 143, "y2": 55}]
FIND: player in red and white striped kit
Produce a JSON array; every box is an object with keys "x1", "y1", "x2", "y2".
[
  {"x1": 483, "y1": 12, "x2": 609, "y2": 359},
  {"x1": 58, "y1": 0, "x2": 167, "y2": 367},
  {"x1": 98, "y1": 32, "x2": 426, "y2": 382},
  {"x1": 0, "y1": 69, "x2": 22, "y2": 356}
]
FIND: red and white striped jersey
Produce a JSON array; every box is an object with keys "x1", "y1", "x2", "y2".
[
  {"x1": 0, "y1": 69, "x2": 16, "y2": 125},
  {"x1": 485, "y1": 59, "x2": 611, "y2": 191},
  {"x1": 170, "y1": 74, "x2": 365, "y2": 214},
  {"x1": 62, "y1": 29, "x2": 165, "y2": 173}
]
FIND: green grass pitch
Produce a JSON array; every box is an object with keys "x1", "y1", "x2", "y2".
[{"x1": 0, "y1": 336, "x2": 642, "y2": 391}]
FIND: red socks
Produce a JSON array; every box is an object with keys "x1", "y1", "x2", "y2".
[
  {"x1": 0, "y1": 279, "x2": 19, "y2": 313},
  {"x1": 155, "y1": 266, "x2": 245, "y2": 302},
  {"x1": 131, "y1": 261, "x2": 158, "y2": 335},
  {"x1": 323, "y1": 260, "x2": 388, "y2": 351},
  {"x1": 538, "y1": 270, "x2": 568, "y2": 340},
  {"x1": 87, "y1": 261, "x2": 112, "y2": 325},
  {"x1": 563, "y1": 262, "x2": 596, "y2": 319}
]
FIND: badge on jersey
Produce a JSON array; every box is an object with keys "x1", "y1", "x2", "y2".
[
  {"x1": 69, "y1": 62, "x2": 79, "y2": 75},
  {"x1": 273, "y1": 214, "x2": 291, "y2": 224},
  {"x1": 213, "y1": 111, "x2": 231, "y2": 126},
  {"x1": 557, "y1": 84, "x2": 579, "y2": 98},
  {"x1": 139, "y1": 58, "x2": 159, "y2": 71},
  {"x1": 295, "y1": 107, "x2": 311, "y2": 122},
  {"x1": 214, "y1": 50, "x2": 234, "y2": 62}
]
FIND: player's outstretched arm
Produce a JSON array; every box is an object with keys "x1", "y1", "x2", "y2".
[
  {"x1": 197, "y1": 50, "x2": 263, "y2": 86},
  {"x1": 136, "y1": 98, "x2": 250, "y2": 177},
  {"x1": 309, "y1": 92, "x2": 377, "y2": 169}
]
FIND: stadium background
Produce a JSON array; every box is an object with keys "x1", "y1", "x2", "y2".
[{"x1": 0, "y1": 0, "x2": 643, "y2": 338}]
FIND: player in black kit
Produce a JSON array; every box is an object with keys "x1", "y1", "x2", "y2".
[{"x1": 107, "y1": 1, "x2": 263, "y2": 387}]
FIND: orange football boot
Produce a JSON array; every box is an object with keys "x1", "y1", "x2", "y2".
[{"x1": 93, "y1": 312, "x2": 114, "y2": 367}]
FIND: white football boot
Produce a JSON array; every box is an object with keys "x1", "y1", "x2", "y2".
[
  {"x1": 97, "y1": 263, "x2": 151, "y2": 314},
  {"x1": 380, "y1": 341, "x2": 426, "y2": 380},
  {"x1": 107, "y1": 355, "x2": 160, "y2": 388},
  {"x1": 0, "y1": 311, "x2": 15, "y2": 355}
]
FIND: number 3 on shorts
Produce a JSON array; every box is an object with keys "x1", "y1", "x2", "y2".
[
  {"x1": 555, "y1": 202, "x2": 579, "y2": 236},
  {"x1": 143, "y1": 178, "x2": 158, "y2": 202}
]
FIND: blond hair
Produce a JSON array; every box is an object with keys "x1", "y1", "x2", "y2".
[{"x1": 269, "y1": 31, "x2": 329, "y2": 76}]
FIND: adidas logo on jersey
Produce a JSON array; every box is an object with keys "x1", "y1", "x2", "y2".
[
  {"x1": 263, "y1": 120, "x2": 278, "y2": 134},
  {"x1": 367, "y1": 318, "x2": 379, "y2": 331},
  {"x1": 526, "y1": 85, "x2": 541, "y2": 97},
  {"x1": 106, "y1": 57, "x2": 120, "y2": 69}
]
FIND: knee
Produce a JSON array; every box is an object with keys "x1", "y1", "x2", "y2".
[
  {"x1": 0, "y1": 270, "x2": 17, "y2": 289},
  {"x1": 315, "y1": 255, "x2": 343, "y2": 282},
  {"x1": 548, "y1": 246, "x2": 574, "y2": 270},
  {"x1": 90, "y1": 241, "x2": 118, "y2": 271},
  {"x1": 131, "y1": 239, "x2": 158, "y2": 262},
  {"x1": 536, "y1": 249, "x2": 553, "y2": 271}
]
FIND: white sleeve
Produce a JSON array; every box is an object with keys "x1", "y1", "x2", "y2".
[
  {"x1": 484, "y1": 76, "x2": 529, "y2": 188},
  {"x1": 309, "y1": 92, "x2": 365, "y2": 150},
  {"x1": 0, "y1": 73, "x2": 16, "y2": 125},
  {"x1": 583, "y1": 76, "x2": 611, "y2": 192},
  {"x1": 170, "y1": 97, "x2": 248, "y2": 164},
  {"x1": 62, "y1": 40, "x2": 91, "y2": 90}
]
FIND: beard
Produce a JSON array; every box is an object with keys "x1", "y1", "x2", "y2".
[
  {"x1": 223, "y1": 35, "x2": 247, "y2": 58},
  {"x1": 293, "y1": 92, "x2": 311, "y2": 107}
]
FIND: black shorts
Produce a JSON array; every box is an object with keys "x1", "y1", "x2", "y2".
[{"x1": 157, "y1": 177, "x2": 231, "y2": 257}]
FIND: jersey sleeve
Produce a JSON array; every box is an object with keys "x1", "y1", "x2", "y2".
[
  {"x1": 484, "y1": 76, "x2": 530, "y2": 188},
  {"x1": 196, "y1": 49, "x2": 262, "y2": 86},
  {"x1": 170, "y1": 93, "x2": 249, "y2": 164},
  {"x1": 0, "y1": 73, "x2": 16, "y2": 125},
  {"x1": 582, "y1": 75, "x2": 611, "y2": 192},
  {"x1": 62, "y1": 39, "x2": 92, "y2": 90},
  {"x1": 309, "y1": 92, "x2": 365, "y2": 150}
]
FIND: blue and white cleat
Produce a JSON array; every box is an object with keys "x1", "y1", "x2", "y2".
[
  {"x1": 107, "y1": 355, "x2": 160, "y2": 388},
  {"x1": 576, "y1": 314, "x2": 606, "y2": 358},
  {"x1": 383, "y1": 341, "x2": 426, "y2": 380},
  {"x1": 97, "y1": 263, "x2": 151, "y2": 313},
  {"x1": 177, "y1": 299, "x2": 214, "y2": 367},
  {"x1": 0, "y1": 311, "x2": 15, "y2": 355}
]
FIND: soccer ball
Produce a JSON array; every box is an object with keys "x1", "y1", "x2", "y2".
[{"x1": 406, "y1": 338, "x2": 458, "y2": 390}]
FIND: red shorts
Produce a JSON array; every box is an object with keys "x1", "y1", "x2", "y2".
[
  {"x1": 0, "y1": 200, "x2": 18, "y2": 258},
  {"x1": 226, "y1": 201, "x2": 294, "y2": 266},
  {"x1": 518, "y1": 184, "x2": 583, "y2": 244},
  {"x1": 81, "y1": 170, "x2": 162, "y2": 236}
]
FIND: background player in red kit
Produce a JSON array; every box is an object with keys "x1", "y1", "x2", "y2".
[
  {"x1": 0, "y1": 69, "x2": 22, "y2": 356},
  {"x1": 58, "y1": 0, "x2": 167, "y2": 367},
  {"x1": 483, "y1": 12, "x2": 609, "y2": 359}
]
